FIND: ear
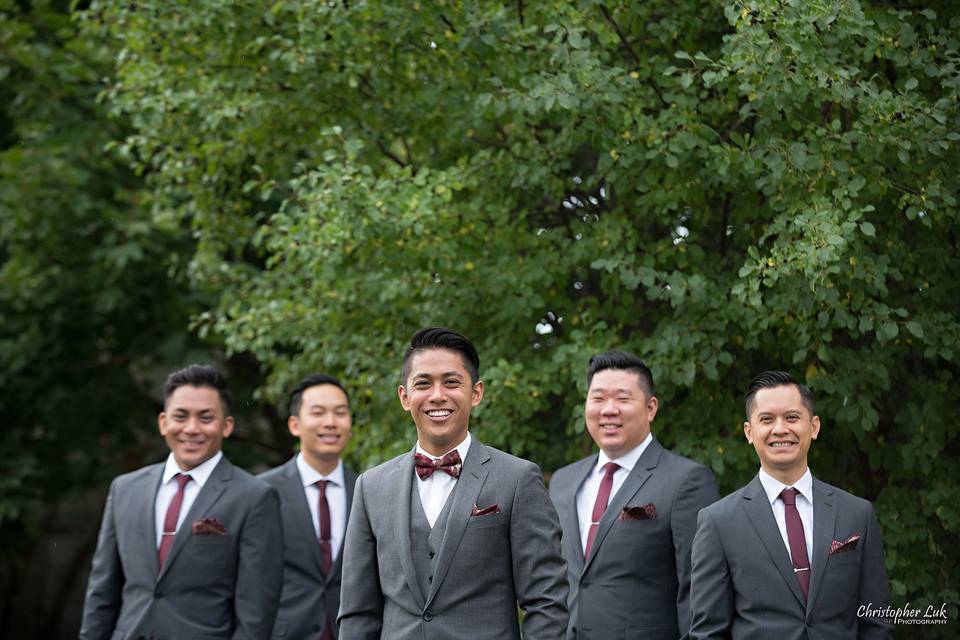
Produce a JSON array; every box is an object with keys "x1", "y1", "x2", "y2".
[
  {"x1": 287, "y1": 415, "x2": 301, "y2": 438},
  {"x1": 645, "y1": 395, "x2": 659, "y2": 422},
  {"x1": 743, "y1": 420, "x2": 754, "y2": 445},
  {"x1": 158, "y1": 412, "x2": 168, "y2": 436},
  {"x1": 398, "y1": 385, "x2": 412, "y2": 411},
  {"x1": 471, "y1": 380, "x2": 485, "y2": 407},
  {"x1": 222, "y1": 416, "x2": 235, "y2": 439},
  {"x1": 811, "y1": 415, "x2": 821, "y2": 440}
]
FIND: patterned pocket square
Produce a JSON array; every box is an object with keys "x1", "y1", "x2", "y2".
[
  {"x1": 830, "y1": 534, "x2": 861, "y2": 555},
  {"x1": 619, "y1": 503, "x2": 657, "y2": 521},
  {"x1": 192, "y1": 517, "x2": 227, "y2": 535},
  {"x1": 471, "y1": 503, "x2": 502, "y2": 517}
]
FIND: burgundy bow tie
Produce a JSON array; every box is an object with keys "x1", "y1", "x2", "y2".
[{"x1": 414, "y1": 450, "x2": 462, "y2": 480}]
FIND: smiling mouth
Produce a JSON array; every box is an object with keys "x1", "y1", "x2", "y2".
[
  {"x1": 425, "y1": 409, "x2": 453, "y2": 419},
  {"x1": 769, "y1": 441, "x2": 798, "y2": 448}
]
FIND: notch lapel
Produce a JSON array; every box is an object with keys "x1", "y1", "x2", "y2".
[
  {"x1": 806, "y1": 478, "x2": 836, "y2": 614},
  {"x1": 563, "y1": 456, "x2": 596, "y2": 574},
  {"x1": 425, "y1": 442, "x2": 490, "y2": 609},
  {"x1": 158, "y1": 457, "x2": 231, "y2": 582},
  {"x1": 394, "y1": 450, "x2": 424, "y2": 610},
  {"x1": 582, "y1": 439, "x2": 661, "y2": 576},
  {"x1": 137, "y1": 464, "x2": 164, "y2": 582},
  {"x1": 283, "y1": 458, "x2": 325, "y2": 577},
  {"x1": 741, "y1": 476, "x2": 806, "y2": 606},
  {"x1": 328, "y1": 465, "x2": 358, "y2": 585}
]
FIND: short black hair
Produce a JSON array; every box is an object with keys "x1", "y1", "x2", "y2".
[
  {"x1": 164, "y1": 364, "x2": 232, "y2": 416},
  {"x1": 400, "y1": 327, "x2": 480, "y2": 386},
  {"x1": 744, "y1": 370, "x2": 815, "y2": 418},
  {"x1": 586, "y1": 350, "x2": 655, "y2": 397},
  {"x1": 288, "y1": 373, "x2": 350, "y2": 417}
]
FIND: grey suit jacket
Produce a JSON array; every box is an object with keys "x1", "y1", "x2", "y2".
[
  {"x1": 549, "y1": 437, "x2": 719, "y2": 640},
  {"x1": 337, "y1": 437, "x2": 569, "y2": 639},
  {"x1": 80, "y1": 455, "x2": 284, "y2": 640},
  {"x1": 689, "y1": 474, "x2": 892, "y2": 640},
  {"x1": 259, "y1": 457, "x2": 358, "y2": 639}
]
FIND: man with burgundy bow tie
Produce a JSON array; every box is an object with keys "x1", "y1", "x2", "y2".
[
  {"x1": 259, "y1": 374, "x2": 358, "y2": 639},
  {"x1": 80, "y1": 364, "x2": 283, "y2": 640},
  {"x1": 549, "y1": 350, "x2": 719, "y2": 639},
  {"x1": 338, "y1": 327, "x2": 569, "y2": 639},
  {"x1": 689, "y1": 371, "x2": 892, "y2": 639}
]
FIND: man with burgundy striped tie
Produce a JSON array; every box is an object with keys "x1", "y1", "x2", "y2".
[
  {"x1": 549, "y1": 350, "x2": 719, "y2": 639},
  {"x1": 80, "y1": 364, "x2": 283, "y2": 640},
  {"x1": 259, "y1": 374, "x2": 358, "y2": 640},
  {"x1": 689, "y1": 371, "x2": 892, "y2": 639}
]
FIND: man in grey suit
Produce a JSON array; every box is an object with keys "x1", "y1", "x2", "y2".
[
  {"x1": 260, "y1": 374, "x2": 358, "y2": 640},
  {"x1": 80, "y1": 364, "x2": 284, "y2": 640},
  {"x1": 338, "y1": 327, "x2": 569, "y2": 639},
  {"x1": 689, "y1": 371, "x2": 892, "y2": 639},
  {"x1": 549, "y1": 350, "x2": 719, "y2": 640}
]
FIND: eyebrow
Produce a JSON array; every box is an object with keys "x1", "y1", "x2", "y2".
[{"x1": 412, "y1": 371, "x2": 464, "y2": 379}]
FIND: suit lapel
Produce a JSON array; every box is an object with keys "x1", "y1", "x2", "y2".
[
  {"x1": 394, "y1": 450, "x2": 424, "y2": 609},
  {"x1": 425, "y1": 440, "x2": 490, "y2": 608},
  {"x1": 563, "y1": 456, "x2": 596, "y2": 575},
  {"x1": 283, "y1": 457, "x2": 325, "y2": 577},
  {"x1": 582, "y1": 439, "x2": 660, "y2": 576},
  {"x1": 741, "y1": 475, "x2": 806, "y2": 606},
  {"x1": 806, "y1": 477, "x2": 836, "y2": 614},
  {"x1": 138, "y1": 464, "x2": 164, "y2": 581},
  {"x1": 158, "y1": 456, "x2": 231, "y2": 582},
  {"x1": 328, "y1": 465, "x2": 358, "y2": 584}
]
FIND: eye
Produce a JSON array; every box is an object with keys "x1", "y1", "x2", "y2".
[
  {"x1": 413, "y1": 380, "x2": 430, "y2": 389},
  {"x1": 445, "y1": 379, "x2": 462, "y2": 387},
  {"x1": 336, "y1": 409, "x2": 349, "y2": 417}
]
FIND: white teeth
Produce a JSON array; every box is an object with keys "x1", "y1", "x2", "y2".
[
  {"x1": 427, "y1": 410, "x2": 452, "y2": 417},
  {"x1": 770, "y1": 442, "x2": 795, "y2": 447}
]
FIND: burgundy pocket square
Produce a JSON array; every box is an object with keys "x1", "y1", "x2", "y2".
[
  {"x1": 471, "y1": 503, "x2": 501, "y2": 517},
  {"x1": 192, "y1": 517, "x2": 227, "y2": 535},
  {"x1": 829, "y1": 534, "x2": 861, "y2": 555},
  {"x1": 619, "y1": 503, "x2": 657, "y2": 521}
]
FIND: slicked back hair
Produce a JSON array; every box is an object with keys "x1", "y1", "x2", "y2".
[
  {"x1": 288, "y1": 373, "x2": 350, "y2": 417},
  {"x1": 163, "y1": 364, "x2": 232, "y2": 416},
  {"x1": 401, "y1": 327, "x2": 480, "y2": 386},
  {"x1": 586, "y1": 350, "x2": 655, "y2": 398},
  {"x1": 744, "y1": 370, "x2": 815, "y2": 418}
]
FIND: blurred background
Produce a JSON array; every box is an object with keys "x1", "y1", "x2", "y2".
[{"x1": 2, "y1": 0, "x2": 958, "y2": 637}]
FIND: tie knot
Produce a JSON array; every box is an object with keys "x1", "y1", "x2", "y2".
[
  {"x1": 602, "y1": 462, "x2": 620, "y2": 477},
  {"x1": 316, "y1": 479, "x2": 330, "y2": 494},
  {"x1": 780, "y1": 487, "x2": 799, "y2": 506},
  {"x1": 175, "y1": 473, "x2": 192, "y2": 490}
]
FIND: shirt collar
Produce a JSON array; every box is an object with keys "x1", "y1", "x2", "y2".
[
  {"x1": 162, "y1": 450, "x2": 223, "y2": 488},
  {"x1": 296, "y1": 453, "x2": 344, "y2": 488},
  {"x1": 416, "y1": 431, "x2": 472, "y2": 463},
  {"x1": 758, "y1": 467, "x2": 813, "y2": 505},
  {"x1": 596, "y1": 432, "x2": 653, "y2": 474}
]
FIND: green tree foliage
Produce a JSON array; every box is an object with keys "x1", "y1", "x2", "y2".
[{"x1": 83, "y1": 0, "x2": 958, "y2": 623}]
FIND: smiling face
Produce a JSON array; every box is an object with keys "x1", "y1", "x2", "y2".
[
  {"x1": 158, "y1": 385, "x2": 234, "y2": 471},
  {"x1": 289, "y1": 383, "x2": 352, "y2": 474},
  {"x1": 398, "y1": 348, "x2": 483, "y2": 457},
  {"x1": 744, "y1": 384, "x2": 820, "y2": 485},
  {"x1": 585, "y1": 368, "x2": 659, "y2": 459}
]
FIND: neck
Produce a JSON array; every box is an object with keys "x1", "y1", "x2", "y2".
[
  {"x1": 418, "y1": 430, "x2": 468, "y2": 457},
  {"x1": 304, "y1": 452, "x2": 339, "y2": 476},
  {"x1": 763, "y1": 463, "x2": 808, "y2": 487}
]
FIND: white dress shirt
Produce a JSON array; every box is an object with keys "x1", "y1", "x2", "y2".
[
  {"x1": 415, "y1": 431, "x2": 472, "y2": 527},
  {"x1": 154, "y1": 451, "x2": 223, "y2": 548},
  {"x1": 296, "y1": 453, "x2": 348, "y2": 562},
  {"x1": 576, "y1": 432, "x2": 653, "y2": 554},
  {"x1": 758, "y1": 467, "x2": 815, "y2": 564}
]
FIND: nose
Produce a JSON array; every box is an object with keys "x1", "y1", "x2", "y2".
[
  {"x1": 601, "y1": 399, "x2": 619, "y2": 415},
  {"x1": 428, "y1": 383, "x2": 445, "y2": 402},
  {"x1": 183, "y1": 417, "x2": 201, "y2": 433},
  {"x1": 771, "y1": 418, "x2": 789, "y2": 435}
]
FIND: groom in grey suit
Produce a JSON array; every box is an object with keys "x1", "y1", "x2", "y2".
[
  {"x1": 689, "y1": 371, "x2": 891, "y2": 639},
  {"x1": 260, "y1": 374, "x2": 358, "y2": 639},
  {"x1": 80, "y1": 364, "x2": 283, "y2": 640},
  {"x1": 338, "y1": 327, "x2": 569, "y2": 639},
  {"x1": 550, "y1": 351, "x2": 719, "y2": 639}
]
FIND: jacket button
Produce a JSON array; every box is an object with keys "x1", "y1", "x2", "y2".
[
  {"x1": 429, "y1": 552, "x2": 435, "y2": 559},
  {"x1": 423, "y1": 611, "x2": 433, "y2": 622}
]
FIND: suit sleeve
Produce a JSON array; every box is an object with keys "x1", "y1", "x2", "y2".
[
  {"x1": 689, "y1": 508, "x2": 734, "y2": 640},
  {"x1": 79, "y1": 479, "x2": 124, "y2": 640},
  {"x1": 337, "y1": 473, "x2": 384, "y2": 640},
  {"x1": 511, "y1": 462, "x2": 570, "y2": 638},
  {"x1": 232, "y1": 484, "x2": 284, "y2": 640},
  {"x1": 672, "y1": 464, "x2": 720, "y2": 639},
  {"x1": 857, "y1": 504, "x2": 893, "y2": 639}
]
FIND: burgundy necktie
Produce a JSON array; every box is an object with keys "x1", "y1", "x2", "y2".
[
  {"x1": 781, "y1": 487, "x2": 811, "y2": 600},
  {"x1": 316, "y1": 480, "x2": 334, "y2": 640},
  {"x1": 584, "y1": 462, "x2": 619, "y2": 560},
  {"x1": 414, "y1": 449, "x2": 462, "y2": 480},
  {"x1": 158, "y1": 473, "x2": 192, "y2": 568}
]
